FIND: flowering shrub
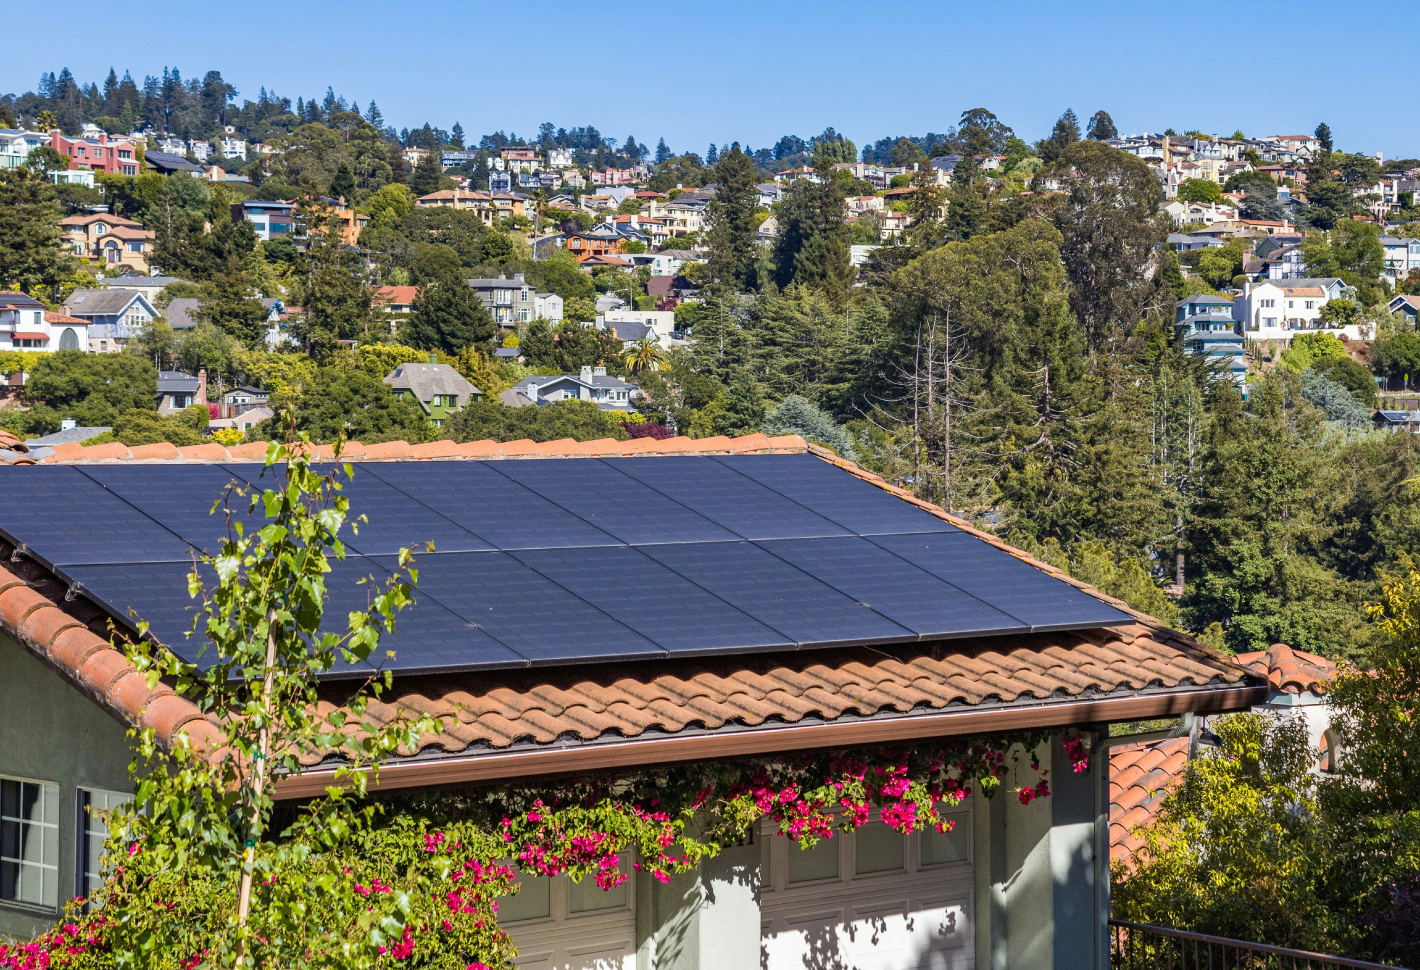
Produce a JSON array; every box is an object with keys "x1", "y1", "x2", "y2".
[{"x1": 619, "y1": 419, "x2": 674, "y2": 439}]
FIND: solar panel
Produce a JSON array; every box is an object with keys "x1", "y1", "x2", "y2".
[
  {"x1": 64, "y1": 561, "x2": 206, "y2": 654},
  {"x1": 869, "y1": 533, "x2": 1135, "y2": 631},
  {"x1": 489, "y1": 459, "x2": 739, "y2": 546},
  {"x1": 78, "y1": 465, "x2": 264, "y2": 555},
  {"x1": 359, "y1": 460, "x2": 620, "y2": 550},
  {"x1": 638, "y1": 541, "x2": 913, "y2": 648},
  {"x1": 511, "y1": 545, "x2": 794, "y2": 654},
  {"x1": 755, "y1": 537, "x2": 1027, "y2": 638},
  {"x1": 0, "y1": 466, "x2": 192, "y2": 566},
  {"x1": 608, "y1": 457, "x2": 851, "y2": 540},
  {"x1": 715, "y1": 454, "x2": 958, "y2": 536},
  {"x1": 372, "y1": 552, "x2": 665, "y2": 665}
]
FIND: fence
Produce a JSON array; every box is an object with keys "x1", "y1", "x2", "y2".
[{"x1": 1109, "y1": 919, "x2": 1402, "y2": 970}]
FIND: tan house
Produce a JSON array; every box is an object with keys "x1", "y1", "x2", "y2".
[
  {"x1": 416, "y1": 189, "x2": 526, "y2": 225},
  {"x1": 59, "y1": 214, "x2": 155, "y2": 274}
]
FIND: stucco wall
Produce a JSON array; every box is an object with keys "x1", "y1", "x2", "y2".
[{"x1": 0, "y1": 634, "x2": 134, "y2": 940}]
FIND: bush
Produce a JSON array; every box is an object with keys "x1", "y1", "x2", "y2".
[
  {"x1": 1300, "y1": 369, "x2": 1372, "y2": 431},
  {"x1": 763, "y1": 395, "x2": 857, "y2": 460},
  {"x1": 210, "y1": 427, "x2": 244, "y2": 446},
  {"x1": 99, "y1": 409, "x2": 206, "y2": 447},
  {"x1": 445, "y1": 399, "x2": 631, "y2": 443},
  {"x1": 1311, "y1": 355, "x2": 1378, "y2": 407}
]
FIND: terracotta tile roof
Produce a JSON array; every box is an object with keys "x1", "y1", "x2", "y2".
[
  {"x1": 1233, "y1": 643, "x2": 1335, "y2": 695},
  {"x1": 44, "y1": 310, "x2": 87, "y2": 326},
  {"x1": 0, "y1": 439, "x2": 1263, "y2": 793},
  {"x1": 1109, "y1": 736, "x2": 1189, "y2": 863}
]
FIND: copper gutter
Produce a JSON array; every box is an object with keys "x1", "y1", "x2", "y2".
[{"x1": 273, "y1": 683, "x2": 1266, "y2": 799}]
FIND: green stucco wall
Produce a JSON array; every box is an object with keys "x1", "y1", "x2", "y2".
[{"x1": 0, "y1": 634, "x2": 134, "y2": 940}]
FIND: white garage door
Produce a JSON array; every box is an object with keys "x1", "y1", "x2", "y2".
[
  {"x1": 761, "y1": 808, "x2": 974, "y2": 970},
  {"x1": 499, "y1": 860, "x2": 636, "y2": 970}
]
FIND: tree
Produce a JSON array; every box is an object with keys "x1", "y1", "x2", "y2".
[
  {"x1": 1178, "y1": 178, "x2": 1222, "y2": 204},
  {"x1": 105, "y1": 406, "x2": 207, "y2": 446},
  {"x1": 654, "y1": 138, "x2": 671, "y2": 164},
  {"x1": 712, "y1": 370, "x2": 765, "y2": 436},
  {"x1": 194, "y1": 269, "x2": 271, "y2": 346},
  {"x1": 957, "y1": 108, "x2": 1014, "y2": 156},
  {"x1": 446, "y1": 399, "x2": 631, "y2": 443},
  {"x1": 328, "y1": 161, "x2": 356, "y2": 201},
  {"x1": 1046, "y1": 141, "x2": 1168, "y2": 350},
  {"x1": 400, "y1": 275, "x2": 497, "y2": 353},
  {"x1": 264, "y1": 367, "x2": 432, "y2": 443},
  {"x1": 409, "y1": 150, "x2": 444, "y2": 197},
  {"x1": 1086, "y1": 110, "x2": 1117, "y2": 141},
  {"x1": 0, "y1": 166, "x2": 67, "y2": 294},
  {"x1": 1314, "y1": 122, "x2": 1334, "y2": 155},
  {"x1": 290, "y1": 203, "x2": 377, "y2": 352},
  {"x1": 1311, "y1": 354, "x2": 1377, "y2": 406},
  {"x1": 772, "y1": 174, "x2": 852, "y2": 306},
  {"x1": 1038, "y1": 109, "x2": 1081, "y2": 162},
  {"x1": 23, "y1": 350, "x2": 157, "y2": 426},
  {"x1": 622, "y1": 336, "x2": 668, "y2": 375},
  {"x1": 705, "y1": 145, "x2": 760, "y2": 291},
  {"x1": 1301, "y1": 222, "x2": 1385, "y2": 291},
  {"x1": 1197, "y1": 241, "x2": 1246, "y2": 290}
]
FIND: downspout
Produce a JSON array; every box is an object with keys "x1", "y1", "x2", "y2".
[{"x1": 1092, "y1": 713, "x2": 1197, "y2": 970}]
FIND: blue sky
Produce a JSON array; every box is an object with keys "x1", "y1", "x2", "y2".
[{"x1": 6, "y1": 0, "x2": 1415, "y2": 158}]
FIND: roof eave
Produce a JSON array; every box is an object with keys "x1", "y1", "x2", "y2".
[{"x1": 273, "y1": 681, "x2": 1266, "y2": 799}]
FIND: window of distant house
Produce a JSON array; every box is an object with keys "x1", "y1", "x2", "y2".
[
  {"x1": 1306, "y1": 301, "x2": 1315, "y2": 310},
  {"x1": 1287, "y1": 301, "x2": 1294, "y2": 308},
  {"x1": 76, "y1": 789, "x2": 130, "y2": 903},
  {"x1": 1, "y1": 776, "x2": 60, "y2": 909},
  {"x1": 94, "y1": 224, "x2": 105, "y2": 234}
]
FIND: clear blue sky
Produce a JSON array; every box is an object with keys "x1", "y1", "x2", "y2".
[{"x1": 6, "y1": 0, "x2": 1415, "y2": 158}]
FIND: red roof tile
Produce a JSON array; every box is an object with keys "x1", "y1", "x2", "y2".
[
  {"x1": 1109, "y1": 736, "x2": 1189, "y2": 863},
  {"x1": 1233, "y1": 643, "x2": 1335, "y2": 695}
]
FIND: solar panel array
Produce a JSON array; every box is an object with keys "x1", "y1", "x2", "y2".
[{"x1": 0, "y1": 455, "x2": 1132, "y2": 676}]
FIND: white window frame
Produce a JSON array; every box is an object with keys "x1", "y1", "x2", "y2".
[
  {"x1": 1, "y1": 775, "x2": 61, "y2": 911},
  {"x1": 75, "y1": 788, "x2": 131, "y2": 903}
]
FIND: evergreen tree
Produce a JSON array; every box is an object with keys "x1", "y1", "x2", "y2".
[
  {"x1": 706, "y1": 146, "x2": 760, "y2": 291},
  {"x1": 0, "y1": 167, "x2": 67, "y2": 294},
  {"x1": 1086, "y1": 110, "x2": 1117, "y2": 141},
  {"x1": 1314, "y1": 122, "x2": 1333, "y2": 155},
  {"x1": 400, "y1": 275, "x2": 497, "y2": 354},
  {"x1": 291, "y1": 203, "x2": 376, "y2": 355},
  {"x1": 706, "y1": 143, "x2": 718, "y2": 166},
  {"x1": 193, "y1": 269, "x2": 271, "y2": 346},
  {"x1": 366, "y1": 101, "x2": 384, "y2": 129},
  {"x1": 654, "y1": 138, "x2": 671, "y2": 164},
  {"x1": 469, "y1": 153, "x2": 490, "y2": 191},
  {"x1": 772, "y1": 175, "x2": 852, "y2": 306},
  {"x1": 713, "y1": 370, "x2": 765, "y2": 436},
  {"x1": 328, "y1": 162, "x2": 356, "y2": 202},
  {"x1": 1038, "y1": 109, "x2": 1081, "y2": 162},
  {"x1": 103, "y1": 68, "x2": 120, "y2": 108},
  {"x1": 451, "y1": 122, "x2": 464, "y2": 149},
  {"x1": 409, "y1": 151, "x2": 444, "y2": 196}
]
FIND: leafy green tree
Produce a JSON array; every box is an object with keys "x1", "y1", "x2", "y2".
[
  {"x1": 445, "y1": 399, "x2": 631, "y2": 443},
  {"x1": 1311, "y1": 354, "x2": 1377, "y2": 406},
  {"x1": 957, "y1": 108, "x2": 1014, "y2": 156},
  {"x1": 1045, "y1": 141, "x2": 1167, "y2": 350},
  {"x1": 1300, "y1": 222, "x2": 1385, "y2": 292},
  {"x1": 400, "y1": 275, "x2": 497, "y2": 353},
  {"x1": 1223, "y1": 170, "x2": 1277, "y2": 196},
  {"x1": 1197, "y1": 241, "x2": 1246, "y2": 289},
  {"x1": 328, "y1": 161, "x2": 356, "y2": 201},
  {"x1": 409, "y1": 151, "x2": 445, "y2": 197},
  {"x1": 262, "y1": 367, "x2": 432, "y2": 443},
  {"x1": 104, "y1": 406, "x2": 207, "y2": 446},
  {"x1": 152, "y1": 184, "x2": 259, "y2": 282},
  {"x1": 1369, "y1": 332, "x2": 1420, "y2": 383},
  {"x1": 365, "y1": 183, "x2": 414, "y2": 228},
  {"x1": 706, "y1": 145, "x2": 760, "y2": 291},
  {"x1": 712, "y1": 370, "x2": 765, "y2": 436},
  {"x1": 1178, "y1": 178, "x2": 1222, "y2": 204},
  {"x1": 290, "y1": 204, "x2": 377, "y2": 353},
  {"x1": 1318, "y1": 297, "x2": 1362, "y2": 326},
  {"x1": 194, "y1": 269, "x2": 271, "y2": 345},
  {"x1": 525, "y1": 252, "x2": 595, "y2": 300},
  {"x1": 0, "y1": 166, "x2": 68, "y2": 294},
  {"x1": 23, "y1": 350, "x2": 157, "y2": 425},
  {"x1": 1086, "y1": 110, "x2": 1117, "y2": 141}
]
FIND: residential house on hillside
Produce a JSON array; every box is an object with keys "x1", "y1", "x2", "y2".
[
  {"x1": 467, "y1": 275, "x2": 553, "y2": 327},
  {"x1": 500, "y1": 147, "x2": 542, "y2": 172},
  {"x1": 416, "y1": 189, "x2": 525, "y2": 225},
  {"x1": 603, "y1": 309, "x2": 677, "y2": 343},
  {"x1": 231, "y1": 199, "x2": 296, "y2": 241},
  {"x1": 0, "y1": 129, "x2": 47, "y2": 169},
  {"x1": 373, "y1": 286, "x2": 421, "y2": 315},
  {"x1": 162, "y1": 298, "x2": 283, "y2": 335},
  {"x1": 155, "y1": 370, "x2": 205, "y2": 414},
  {"x1": 502, "y1": 365, "x2": 638, "y2": 411},
  {"x1": 384, "y1": 357, "x2": 480, "y2": 428},
  {"x1": 59, "y1": 214, "x2": 155, "y2": 274},
  {"x1": 663, "y1": 197, "x2": 707, "y2": 236},
  {"x1": 1175, "y1": 296, "x2": 1246, "y2": 387},
  {"x1": 48, "y1": 130, "x2": 138, "y2": 175},
  {"x1": 99, "y1": 276, "x2": 188, "y2": 303},
  {"x1": 1387, "y1": 294, "x2": 1420, "y2": 322},
  {"x1": 1233, "y1": 278, "x2": 1369, "y2": 342},
  {"x1": 0, "y1": 293, "x2": 88, "y2": 352},
  {"x1": 1380, "y1": 235, "x2": 1420, "y2": 283},
  {"x1": 61, "y1": 289, "x2": 158, "y2": 353}
]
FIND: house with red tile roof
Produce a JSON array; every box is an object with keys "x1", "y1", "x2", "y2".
[{"x1": 0, "y1": 437, "x2": 1265, "y2": 965}]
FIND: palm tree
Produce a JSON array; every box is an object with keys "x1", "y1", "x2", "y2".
[{"x1": 622, "y1": 336, "x2": 667, "y2": 375}]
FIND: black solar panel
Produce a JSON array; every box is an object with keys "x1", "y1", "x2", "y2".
[
  {"x1": 869, "y1": 533, "x2": 1134, "y2": 631},
  {"x1": 609, "y1": 457, "x2": 851, "y2": 540},
  {"x1": 756, "y1": 537, "x2": 1027, "y2": 638},
  {"x1": 78, "y1": 465, "x2": 263, "y2": 555},
  {"x1": 360, "y1": 460, "x2": 620, "y2": 550},
  {"x1": 63, "y1": 561, "x2": 207, "y2": 654},
  {"x1": 511, "y1": 546, "x2": 794, "y2": 654},
  {"x1": 489, "y1": 459, "x2": 738, "y2": 546},
  {"x1": 639, "y1": 541, "x2": 913, "y2": 647},
  {"x1": 373, "y1": 552, "x2": 665, "y2": 664},
  {"x1": 0, "y1": 467, "x2": 191, "y2": 565},
  {"x1": 715, "y1": 454, "x2": 957, "y2": 536}
]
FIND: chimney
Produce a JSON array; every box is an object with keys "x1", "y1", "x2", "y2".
[
  {"x1": 581, "y1": 365, "x2": 593, "y2": 381},
  {"x1": 594, "y1": 366, "x2": 606, "y2": 377},
  {"x1": 196, "y1": 368, "x2": 207, "y2": 405},
  {"x1": 61, "y1": 418, "x2": 76, "y2": 431},
  {"x1": 514, "y1": 272, "x2": 525, "y2": 282},
  {"x1": 428, "y1": 352, "x2": 438, "y2": 364}
]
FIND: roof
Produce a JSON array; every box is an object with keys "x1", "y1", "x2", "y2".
[
  {"x1": 60, "y1": 213, "x2": 142, "y2": 228},
  {"x1": 0, "y1": 292, "x2": 45, "y2": 310},
  {"x1": 466, "y1": 278, "x2": 524, "y2": 290},
  {"x1": 373, "y1": 285, "x2": 422, "y2": 307},
  {"x1": 104, "y1": 275, "x2": 186, "y2": 289},
  {"x1": 62, "y1": 288, "x2": 151, "y2": 317},
  {"x1": 1110, "y1": 736, "x2": 1189, "y2": 862},
  {"x1": 514, "y1": 372, "x2": 636, "y2": 391},
  {"x1": 25, "y1": 426, "x2": 111, "y2": 446},
  {"x1": 157, "y1": 370, "x2": 201, "y2": 394},
  {"x1": 0, "y1": 436, "x2": 1261, "y2": 798},
  {"x1": 1279, "y1": 286, "x2": 1324, "y2": 297},
  {"x1": 142, "y1": 151, "x2": 203, "y2": 173},
  {"x1": 1234, "y1": 643, "x2": 1335, "y2": 695},
  {"x1": 383, "y1": 362, "x2": 481, "y2": 408},
  {"x1": 44, "y1": 310, "x2": 87, "y2": 326},
  {"x1": 1177, "y1": 294, "x2": 1232, "y2": 306},
  {"x1": 163, "y1": 298, "x2": 199, "y2": 329}
]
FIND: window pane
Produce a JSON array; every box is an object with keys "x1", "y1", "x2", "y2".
[
  {"x1": 786, "y1": 838, "x2": 838, "y2": 885},
  {"x1": 854, "y1": 822, "x2": 905, "y2": 875},
  {"x1": 497, "y1": 871, "x2": 550, "y2": 923},
  {"x1": 921, "y1": 813, "x2": 971, "y2": 867},
  {"x1": 569, "y1": 868, "x2": 628, "y2": 914}
]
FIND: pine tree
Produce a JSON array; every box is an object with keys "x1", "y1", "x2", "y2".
[
  {"x1": 470, "y1": 153, "x2": 489, "y2": 191},
  {"x1": 706, "y1": 146, "x2": 759, "y2": 291},
  {"x1": 654, "y1": 138, "x2": 671, "y2": 164},
  {"x1": 772, "y1": 176, "x2": 852, "y2": 306},
  {"x1": 1314, "y1": 122, "x2": 1333, "y2": 155},
  {"x1": 409, "y1": 151, "x2": 444, "y2": 197},
  {"x1": 401, "y1": 275, "x2": 497, "y2": 353},
  {"x1": 0, "y1": 167, "x2": 67, "y2": 295},
  {"x1": 366, "y1": 101, "x2": 384, "y2": 129},
  {"x1": 706, "y1": 143, "x2": 718, "y2": 166},
  {"x1": 103, "y1": 68, "x2": 120, "y2": 110},
  {"x1": 194, "y1": 269, "x2": 271, "y2": 346},
  {"x1": 713, "y1": 370, "x2": 765, "y2": 436},
  {"x1": 1086, "y1": 110, "x2": 1117, "y2": 141},
  {"x1": 451, "y1": 122, "x2": 464, "y2": 148},
  {"x1": 1039, "y1": 109, "x2": 1081, "y2": 162},
  {"x1": 329, "y1": 162, "x2": 356, "y2": 202}
]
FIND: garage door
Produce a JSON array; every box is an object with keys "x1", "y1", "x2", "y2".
[
  {"x1": 499, "y1": 860, "x2": 636, "y2": 970},
  {"x1": 761, "y1": 808, "x2": 974, "y2": 970}
]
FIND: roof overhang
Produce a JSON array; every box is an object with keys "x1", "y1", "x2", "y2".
[{"x1": 273, "y1": 682, "x2": 1265, "y2": 799}]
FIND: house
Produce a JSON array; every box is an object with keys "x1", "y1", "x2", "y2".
[
  {"x1": 488, "y1": 170, "x2": 512, "y2": 193},
  {"x1": 500, "y1": 147, "x2": 542, "y2": 172},
  {"x1": 503, "y1": 366, "x2": 639, "y2": 411},
  {"x1": 59, "y1": 214, "x2": 155, "y2": 274},
  {"x1": 534, "y1": 292, "x2": 564, "y2": 322},
  {"x1": 161, "y1": 297, "x2": 283, "y2": 333},
  {"x1": 0, "y1": 129, "x2": 48, "y2": 169},
  {"x1": 1233, "y1": 279, "x2": 1368, "y2": 343},
  {"x1": 373, "y1": 286, "x2": 421, "y2": 315},
  {"x1": 98, "y1": 275, "x2": 188, "y2": 303},
  {"x1": 1373, "y1": 410, "x2": 1420, "y2": 432},
  {"x1": 155, "y1": 370, "x2": 206, "y2": 414},
  {"x1": 188, "y1": 140, "x2": 212, "y2": 161},
  {"x1": 61, "y1": 289, "x2": 159, "y2": 353},
  {"x1": 566, "y1": 233, "x2": 627, "y2": 261},
  {"x1": 0, "y1": 293, "x2": 88, "y2": 352},
  {"x1": 602, "y1": 309, "x2": 677, "y2": 343},
  {"x1": 466, "y1": 274, "x2": 543, "y2": 327},
  {"x1": 1379, "y1": 235, "x2": 1420, "y2": 282},
  {"x1": 0, "y1": 440, "x2": 1264, "y2": 968},
  {"x1": 1167, "y1": 233, "x2": 1222, "y2": 253},
  {"x1": 547, "y1": 147, "x2": 574, "y2": 169},
  {"x1": 206, "y1": 404, "x2": 273, "y2": 436},
  {"x1": 218, "y1": 137, "x2": 247, "y2": 161},
  {"x1": 775, "y1": 165, "x2": 821, "y2": 183},
  {"x1": 155, "y1": 137, "x2": 187, "y2": 155},
  {"x1": 757, "y1": 182, "x2": 785, "y2": 207},
  {"x1": 663, "y1": 197, "x2": 707, "y2": 236},
  {"x1": 418, "y1": 190, "x2": 524, "y2": 224},
  {"x1": 47, "y1": 130, "x2": 139, "y2": 176},
  {"x1": 846, "y1": 195, "x2": 885, "y2": 215},
  {"x1": 1175, "y1": 294, "x2": 1235, "y2": 325},
  {"x1": 231, "y1": 199, "x2": 296, "y2": 241},
  {"x1": 384, "y1": 357, "x2": 481, "y2": 427},
  {"x1": 878, "y1": 210, "x2": 912, "y2": 240},
  {"x1": 1387, "y1": 294, "x2": 1420, "y2": 321},
  {"x1": 646, "y1": 275, "x2": 696, "y2": 305},
  {"x1": 1175, "y1": 297, "x2": 1246, "y2": 387}
]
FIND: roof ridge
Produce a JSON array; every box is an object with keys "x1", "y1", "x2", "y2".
[{"x1": 36, "y1": 433, "x2": 810, "y2": 464}]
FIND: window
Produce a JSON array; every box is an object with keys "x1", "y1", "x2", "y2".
[
  {"x1": 1287, "y1": 301, "x2": 1295, "y2": 308},
  {"x1": 1305, "y1": 301, "x2": 1315, "y2": 310},
  {"x1": 94, "y1": 224, "x2": 106, "y2": 234},
  {"x1": 787, "y1": 838, "x2": 838, "y2": 885},
  {"x1": 59, "y1": 329, "x2": 78, "y2": 351},
  {"x1": 76, "y1": 789, "x2": 130, "y2": 901},
  {"x1": 2, "y1": 777, "x2": 60, "y2": 909},
  {"x1": 854, "y1": 821, "x2": 905, "y2": 875}
]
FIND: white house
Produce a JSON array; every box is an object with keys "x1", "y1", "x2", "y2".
[
  {"x1": 0, "y1": 292, "x2": 89, "y2": 352},
  {"x1": 0, "y1": 129, "x2": 47, "y2": 170},
  {"x1": 603, "y1": 309, "x2": 677, "y2": 343},
  {"x1": 218, "y1": 137, "x2": 247, "y2": 161},
  {"x1": 534, "y1": 292, "x2": 564, "y2": 322},
  {"x1": 156, "y1": 137, "x2": 187, "y2": 155},
  {"x1": 1233, "y1": 278, "x2": 1370, "y2": 343},
  {"x1": 503, "y1": 366, "x2": 639, "y2": 411},
  {"x1": 1380, "y1": 235, "x2": 1420, "y2": 283},
  {"x1": 546, "y1": 147, "x2": 574, "y2": 169}
]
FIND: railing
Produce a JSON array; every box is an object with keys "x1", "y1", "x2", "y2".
[{"x1": 1109, "y1": 919, "x2": 1402, "y2": 970}]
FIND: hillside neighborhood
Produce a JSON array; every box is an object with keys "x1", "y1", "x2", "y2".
[{"x1": 3, "y1": 62, "x2": 1420, "y2": 970}]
